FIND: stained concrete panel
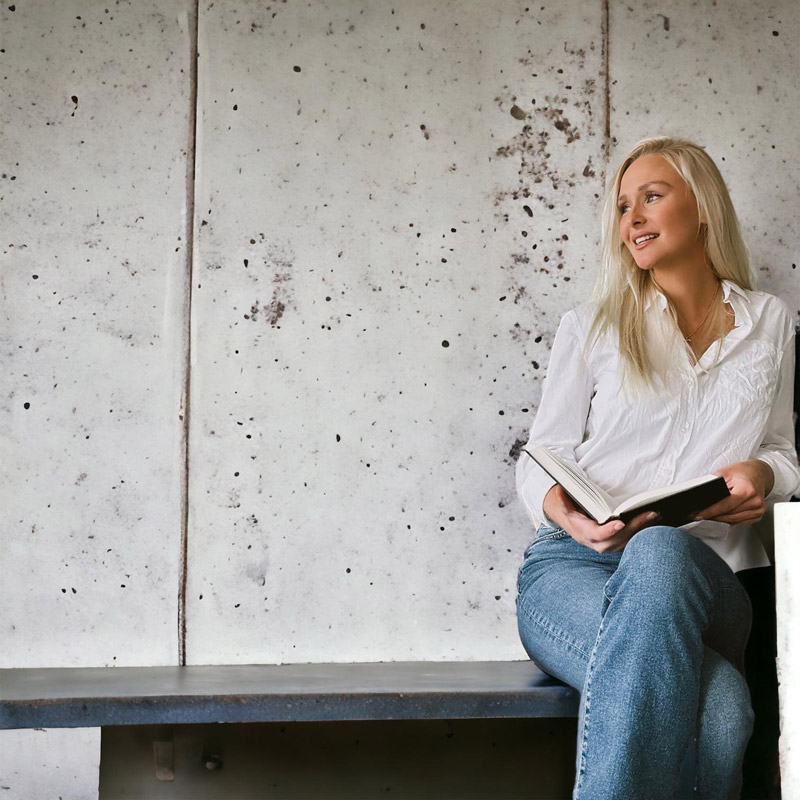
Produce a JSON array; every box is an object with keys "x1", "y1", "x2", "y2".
[
  {"x1": 1, "y1": 1, "x2": 193, "y2": 792},
  {"x1": 608, "y1": 0, "x2": 800, "y2": 308},
  {"x1": 187, "y1": 0, "x2": 605, "y2": 664},
  {"x1": 1, "y1": 0, "x2": 191, "y2": 667}
]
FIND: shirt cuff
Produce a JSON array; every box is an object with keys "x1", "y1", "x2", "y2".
[
  {"x1": 516, "y1": 456, "x2": 557, "y2": 528},
  {"x1": 757, "y1": 452, "x2": 800, "y2": 500}
]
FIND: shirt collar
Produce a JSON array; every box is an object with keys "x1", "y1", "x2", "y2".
[
  {"x1": 646, "y1": 287, "x2": 668, "y2": 313},
  {"x1": 645, "y1": 278, "x2": 750, "y2": 324},
  {"x1": 720, "y1": 279, "x2": 752, "y2": 330}
]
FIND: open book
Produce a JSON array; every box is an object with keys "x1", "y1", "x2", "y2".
[{"x1": 524, "y1": 445, "x2": 730, "y2": 527}]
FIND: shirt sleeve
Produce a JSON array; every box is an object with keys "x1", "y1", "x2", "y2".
[
  {"x1": 516, "y1": 310, "x2": 595, "y2": 527},
  {"x1": 755, "y1": 332, "x2": 800, "y2": 500}
]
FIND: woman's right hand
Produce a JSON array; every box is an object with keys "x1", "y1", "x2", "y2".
[{"x1": 542, "y1": 484, "x2": 660, "y2": 553}]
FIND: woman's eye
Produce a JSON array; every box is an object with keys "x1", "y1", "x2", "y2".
[{"x1": 619, "y1": 193, "x2": 659, "y2": 214}]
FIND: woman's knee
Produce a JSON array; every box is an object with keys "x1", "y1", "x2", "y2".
[
  {"x1": 610, "y1": 526, "x2": 711, "y2": 602},
  {"x1": 623, "y1": 525, "x2": 697, "y2": 567}
]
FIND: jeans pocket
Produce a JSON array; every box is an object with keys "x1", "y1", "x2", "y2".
[
  {"x1": 528, "y1": 525, "x2": 569, "y2": 550},
  {"x1": 520, "y1": 526, "x2": 570, "y2": 570},
  {"x1": 517, "y1": 527, "x2": 572, "y2": 607}
]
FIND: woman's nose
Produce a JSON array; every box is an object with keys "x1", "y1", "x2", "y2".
[{"x1": 631, "y1": 205, "x2": 646, "y2": 225}]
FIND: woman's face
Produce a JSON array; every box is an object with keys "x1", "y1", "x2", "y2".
[{"x1": 617, "y1": 154, "x2": 705, "y2": 273}]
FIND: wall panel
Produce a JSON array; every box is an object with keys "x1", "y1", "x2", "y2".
[
  {"x1": 1, "y1": 0, "x2": 192, "y2": 668},
  {"x1": 1, "y1": 0, "x2": 193, "y2": 794},
  {"x1": 187, "y1": 0, "x2": 605, "y2": 664}
]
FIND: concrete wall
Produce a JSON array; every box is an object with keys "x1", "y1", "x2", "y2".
[{"x1": 1, "y1": 0, "x2": 798, "y2": 796}]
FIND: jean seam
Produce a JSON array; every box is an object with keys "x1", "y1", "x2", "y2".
[
  {"x1": 575, "y1": 616, "x2": 604, "y2": 798},
  {"x1": 518, "y1": 603, "x2": 593, "y2": 662},
  {"x1": 527, "y1": 531, "x2": 570, "y2": 552}
]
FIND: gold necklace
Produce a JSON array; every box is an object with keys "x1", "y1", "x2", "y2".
[{"x1": 681, "y1": 283, "x2": 721, "y2": 343}]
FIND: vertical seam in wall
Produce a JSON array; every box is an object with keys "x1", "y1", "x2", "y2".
[
  {"x1": 178, "y1": 0, "x2": 200, "y2": 668},
  {"x1": 602, "y1": 0, "x2": 611, "y2": 178}
]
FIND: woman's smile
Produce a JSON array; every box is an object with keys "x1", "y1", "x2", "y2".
[{"x1": 632, "y1": 233, "x2": 659, "y2": 249}]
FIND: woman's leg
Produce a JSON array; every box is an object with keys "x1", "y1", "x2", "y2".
[
  {"x1": 516, "y1": 525, "x2": 753, "y2": 800},
  {"x1": 695, "y1": 647, "x2": 754, "y2": 799},
  {"x1": 574, "y1": 526, "x2": 752, "y2": 800},
  {"x1": 516, "y1": 526, "x2": 621, "y2": 692}
]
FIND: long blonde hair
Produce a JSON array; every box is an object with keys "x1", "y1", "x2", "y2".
[{"x1": 590, "y1": 136, "x2": 755, "y2": 386}]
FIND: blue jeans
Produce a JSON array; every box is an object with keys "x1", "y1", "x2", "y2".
[{"x1": 517, "y1": 524, "x2": 754, "y2": 800}]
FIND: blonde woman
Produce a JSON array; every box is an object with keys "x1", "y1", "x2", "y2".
[{"x1": 516, "y1": 137, "x2": 798, "y2": 799}]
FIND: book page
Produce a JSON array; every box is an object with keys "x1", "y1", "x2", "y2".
[{"x1": 525, "y1": 446, "x2": 615, "y2": 521}]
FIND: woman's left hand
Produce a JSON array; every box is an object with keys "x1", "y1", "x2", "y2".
[{"x1": 693, "y1": 460, "x2": 774, "y2": 525}]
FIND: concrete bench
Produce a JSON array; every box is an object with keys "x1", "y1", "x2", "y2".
[{"x1": 0, "y1": 661, "x2": 579, "y2": 730}]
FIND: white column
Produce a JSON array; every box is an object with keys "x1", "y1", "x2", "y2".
[{"x1": 776, "y1": 502, "x2": 800, "y2": 798}]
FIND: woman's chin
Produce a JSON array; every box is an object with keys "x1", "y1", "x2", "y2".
[{"x1": 625, "y1": 248, "x2": 656, "y2": 272}]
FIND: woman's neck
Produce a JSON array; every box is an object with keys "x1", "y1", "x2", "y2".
[{"x1": 651, "y1": 265, "x2": 721, "y2": 325}]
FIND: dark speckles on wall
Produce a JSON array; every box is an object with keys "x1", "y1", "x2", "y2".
[
  {"x1": 509, "y1": 323, "x2": 530, "y2": 342},
  {"x1": 540, "y1": 104, "x2": 580, "y2": 143},
  {"x1": 506, "y1": 436, "x2": 527, "y2": 466},
  {"x1": 264, "y1": 299, "x2": 286, "y2": 326},
  {"x1": 493, "y1": 46, "x2": 601, "y2": 212},
  {"x1": 242, "y1": 238, "x2": 295, "y2": 327}
]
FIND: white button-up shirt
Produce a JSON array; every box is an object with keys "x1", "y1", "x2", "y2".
[{"x1": 516, "y1": 280, "x2": 799, "y2": 572}]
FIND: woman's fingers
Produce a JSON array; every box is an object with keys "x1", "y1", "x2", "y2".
[
  {"x1": 698, "y1": 460, "x2": 773, "y2": 523},
  {"x1": 591, "y1": 511, "x2": 660, "y2": 553},
  {"x1": 556, "y1": 487, "x2": 663, "y2": 554},
  {"x1": 625, "y1": 509, "x2": 661, "y2": 533},
  {"x1": 572, "y1": 514, "x2": 651, "y2": 553},
  {"x1": 694, "y1": 494, "x2": 763, "y2": 522}
]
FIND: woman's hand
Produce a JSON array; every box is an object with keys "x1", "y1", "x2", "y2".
[
  {"x1": 693, "y1": 460, "x2": 774, "y2": 525},
  {"x1": 542, "y1": 484, "x2": 660, "y2": 554}
]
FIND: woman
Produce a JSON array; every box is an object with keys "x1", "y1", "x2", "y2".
[{"x1": 515, "y1": 136, "x2": 798, "y2": 799}]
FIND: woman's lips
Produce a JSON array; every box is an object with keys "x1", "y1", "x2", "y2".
[{"x1": 633, "y1": 234, "x2": 659, "y2": 250}]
